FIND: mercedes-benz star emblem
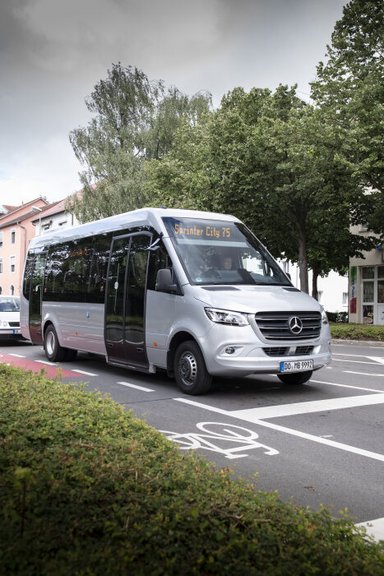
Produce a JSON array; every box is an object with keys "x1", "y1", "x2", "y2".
[{"x1": 288, "y1": 316, "x2": 303, "y2": 335}]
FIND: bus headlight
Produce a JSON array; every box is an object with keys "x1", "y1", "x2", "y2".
[
  {"x1": 321, "y1": 309, "x2": 329, "y2": 324},
  {"x1": 205, "y1": 308, "x2": 249, "y2": 326}
]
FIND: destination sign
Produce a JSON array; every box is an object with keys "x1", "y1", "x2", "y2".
[
  {"x1": 164, "y1": 218, "x2": 239, "y2": 242},
  {"x1": 174, "y1": 223, "x2": 232, "y2": 240}
]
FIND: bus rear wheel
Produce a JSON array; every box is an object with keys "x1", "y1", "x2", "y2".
[
  {"x1": 277, "y1": 370, "x2": 313, "y2": 385},
  {"x1": 174, "y1": 340, "x2": 212, "y2": 395},
  {"x1": 44, "y1": 325, "x2": 67, "y2": 363}
]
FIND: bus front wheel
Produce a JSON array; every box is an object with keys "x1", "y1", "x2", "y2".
[
  {"x1": 174, "y1": 340, "x2": 212, "y2": 395},
  {"x1": 44, "y1": 325, "x2": 67, "y2": 363}
]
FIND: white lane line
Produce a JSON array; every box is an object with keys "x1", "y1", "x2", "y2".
[
  {"x1": 9, "y1": 353, "x2": 26, "y2": 358},
  {"x1": 174, "y1": 397, "x2": 384, "y2": 462},
  {"x1": 117, "y1": 381, "x2": 155, "y2": 392},
  {"x1": 368, "y1": 356, "x2": 384, "y2": 365},
  {"x1": 175, "y1": 398, "x2": 229, "y2": 415},
  {"x1": 231, "y1": 393, "x2": 384, "y2": 420},
  {"x1": 72, "y1": 369, "x2": 98, "y2": 376},
  {"x1": 344, "y1": 371, "x2": 384, "y2": 377},
  {"x1": 312, "y1": 380, "x2": 384, "y2": 393},
  {"x1": 333, "y1": 358, "x2": 381, "y2": 366},
  {"x1": 239, "y1": 419, "x2": 384, "y2": 463},
  {"x1": 333, "y1": 353, "x2": 374, "y2": 358},
  {"x1": 356, "y1": 517, "x2": 384, "y2": 542},
  {"x1": 36, "y1": 360, "x2": 57, "y2": 366}
]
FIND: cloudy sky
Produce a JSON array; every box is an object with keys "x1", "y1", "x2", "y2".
[{"x1": 1, "y1": 0, "x2": 347, "y2": 207}]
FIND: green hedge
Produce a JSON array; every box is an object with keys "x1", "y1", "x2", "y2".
[
  {"x1": 1, "y1": 365, "x2": 384, "y2": 575},
  {"x1": 330, "y1": 323, "x2": 384, "y2": 342}
]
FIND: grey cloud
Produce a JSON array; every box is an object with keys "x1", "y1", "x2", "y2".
[{"x1": 0, "y1": 0, "x2": 347, "y2": 204}]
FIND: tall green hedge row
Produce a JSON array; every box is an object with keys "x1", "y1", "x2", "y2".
[{"x1": 0, "y1": 365, "x2": 383, "y2": 575}]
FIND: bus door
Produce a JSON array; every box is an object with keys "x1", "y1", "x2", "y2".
[
  {"x1": 105, "y1": 233, "x2": 151, "y2": 368},
  {"x1": 24, "y1": 250, "x2": 47, "y2": 344}
]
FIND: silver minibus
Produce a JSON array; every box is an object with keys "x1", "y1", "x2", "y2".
[{"x1": 21, "y1": 207, "x2": 331, "y2": 394}]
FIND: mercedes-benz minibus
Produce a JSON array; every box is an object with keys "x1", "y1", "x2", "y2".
[{"x1": 21, "y1": 208, "x2": 331, "y2": 394}]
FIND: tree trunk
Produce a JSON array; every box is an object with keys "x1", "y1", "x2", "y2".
[
  {"x1": 311, "y1": 265, "x2": 319, "y2": 301},
  {"x1": 298, "y1": 233, "x2": 309, "y2": 293}
]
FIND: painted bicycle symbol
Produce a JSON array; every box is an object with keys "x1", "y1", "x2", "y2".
[{"x1": 160, "y1": 422, "x2": 279, "y2": 460}]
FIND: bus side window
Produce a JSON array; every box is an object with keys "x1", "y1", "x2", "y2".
[
  {"x1": 147, "y1": 242, "x2": 173, "y2": 290},
  {"x1": 23, "y1": 253, "x2": 36, "y2": 300}
]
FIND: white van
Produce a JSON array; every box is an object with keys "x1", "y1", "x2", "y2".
[
  {"x1": 0, "y1": 296, "x2": 22, "y2": 340},
  {"x1": 21, "y1": 208, "x2": 331, "y2": 394}
]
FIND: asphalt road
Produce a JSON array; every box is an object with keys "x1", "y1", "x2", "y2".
[{"x1": 2, "y1": 338, "x2": 384, "y2": 539}]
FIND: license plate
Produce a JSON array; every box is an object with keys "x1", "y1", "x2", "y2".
[{"x1": 279, "y1": 359, "x2": 314, "y2": 373}]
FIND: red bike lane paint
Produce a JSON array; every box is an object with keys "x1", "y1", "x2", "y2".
[{"x1": 0, "y1": 354, "x2": 82, "y2": 379}]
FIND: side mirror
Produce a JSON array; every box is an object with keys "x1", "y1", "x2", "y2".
[{"x1": 155, "y1": 268, "x2": 178, "y2": 293}]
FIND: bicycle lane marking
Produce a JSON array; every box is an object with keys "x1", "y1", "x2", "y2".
[
  {"x1": 356, "y1": 518, "x2": 384, "y2": 541},
  {"x1": 160, "y1": 422, "x2": 279, "y2": 460},
  {"x1": 174, "y1": 397, "x2": 384, "y2": 463},
  {"x1": 172, "y1": 396, "x2": 384, "y2": 540}
]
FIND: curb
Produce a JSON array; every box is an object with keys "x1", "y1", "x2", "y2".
[{"x1": 332, "y1": 339, "x2": 384, "y2": 347}]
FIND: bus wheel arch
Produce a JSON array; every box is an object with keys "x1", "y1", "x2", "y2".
[
  {"x1": 43, "y1": 323, "x2": 68, "y2": 363},
  {"x1": 167, "y1": 331, "x2": 195, "y2": 377},
  {"x1": 171, "y1": 336, "x2": 212, "y2": 395}
]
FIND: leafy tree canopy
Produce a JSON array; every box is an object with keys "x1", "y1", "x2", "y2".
[
  {"x1": 311, "y1": 0, "x2": 384, "y2": 236},
  {"x1": 68, "y1": 63, "x2": 212, "y2": 222},
  {"x1": 147, "y1": 84, "x2": 371, "y2": 293}
]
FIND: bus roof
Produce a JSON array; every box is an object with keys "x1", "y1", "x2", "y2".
[{"x1": 27, "y1": 207, "x2": 240, "y2": 250}]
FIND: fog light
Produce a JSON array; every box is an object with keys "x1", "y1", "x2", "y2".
[{"x1": 225, "y1": 346, "x2": 236, "y2": 355}]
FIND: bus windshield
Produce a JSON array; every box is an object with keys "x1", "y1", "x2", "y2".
[{"x1": 163, "y1": 217, "x2": 291, "y2": 286}]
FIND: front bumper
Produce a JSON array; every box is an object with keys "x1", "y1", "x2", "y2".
[
  {"x1": 0, "y1": 328, "x2": 23, "y2": 340},
  {"x1": 201, "y1": 323, "x2": 331, "y2": 377}
]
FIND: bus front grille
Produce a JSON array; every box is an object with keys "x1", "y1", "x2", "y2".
[{"x1": 255, "y1": 311, "x2": 321, "y2": 341}]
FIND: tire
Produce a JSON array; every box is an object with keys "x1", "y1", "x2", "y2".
[
  {"x1": 277, "y1": 370, "x2": 313, "y2": 385},
  {"x1": 44, "y1": 325, "x2": 67, "y2": 362},
  {"x1": 174, "y1": 340, "x2": 212, "y2": 395},
  {"x1": 64, "y1": 348, "x2": 78, "y2": 361}
]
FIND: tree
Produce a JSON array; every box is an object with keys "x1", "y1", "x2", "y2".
[
  {"x1": 311, "y1": 0, "x2": 384, "y2": 237},
  {"x1": 146, "y1": 85, "x2": 373, "y2": 294},
  {"x1": 68, "y1": 63, "x2": 211, "y2": 222},
  {"x1": 144, "y1": 115, "x2": 215, "y2": 210}
]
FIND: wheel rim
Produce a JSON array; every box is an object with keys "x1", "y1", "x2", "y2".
[
  {"x1": 45, "y1": 330, "x2": 55, "y2": 357},
  {"x1": 179, "y1": 351, "x2": 198, "y2": 387}
]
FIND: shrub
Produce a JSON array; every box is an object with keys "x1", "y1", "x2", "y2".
[
  {"x1": 330, "y1": 323, "x2": 384, "y2": 341},
  {"x1": 0, "y1": 365, "x2": 383, "y2": 575}
]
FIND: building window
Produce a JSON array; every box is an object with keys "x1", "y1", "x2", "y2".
[
  {"x1": 0, "y1": 259, "x2": 2, "y2": 274},
  {"x1": 0, "y1": 286, "x2": 2, "y2": 294},
  {"x1": 11, "y1": 230, "x2": 16, "y2": 244},
  {"x1": 363, "y1": 281, "x2": 374, "y2": 302},
  {"x1": 362, "y1": 266, "x2": 375, "y2": 279},
  {"x1": 378, "y1": 281, "x2": 384, "y2": 304},
  {"x1": 10, "y1": 285, "x2": 14, "y2": 295},
  {"x1": 0, "y1": 232, "x2": 3, "y2": 247},
  {"x1": 10, "y1": 256, "x2": 16, "y2": 273}
]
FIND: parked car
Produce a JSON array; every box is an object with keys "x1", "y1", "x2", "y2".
[{"x1": 0, "y1": 296, "x2": 23, "y2": 340}]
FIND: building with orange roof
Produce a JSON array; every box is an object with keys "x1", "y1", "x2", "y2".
[{"x1": 0, "y1": 197, "x2": 49, "y2": 296}]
